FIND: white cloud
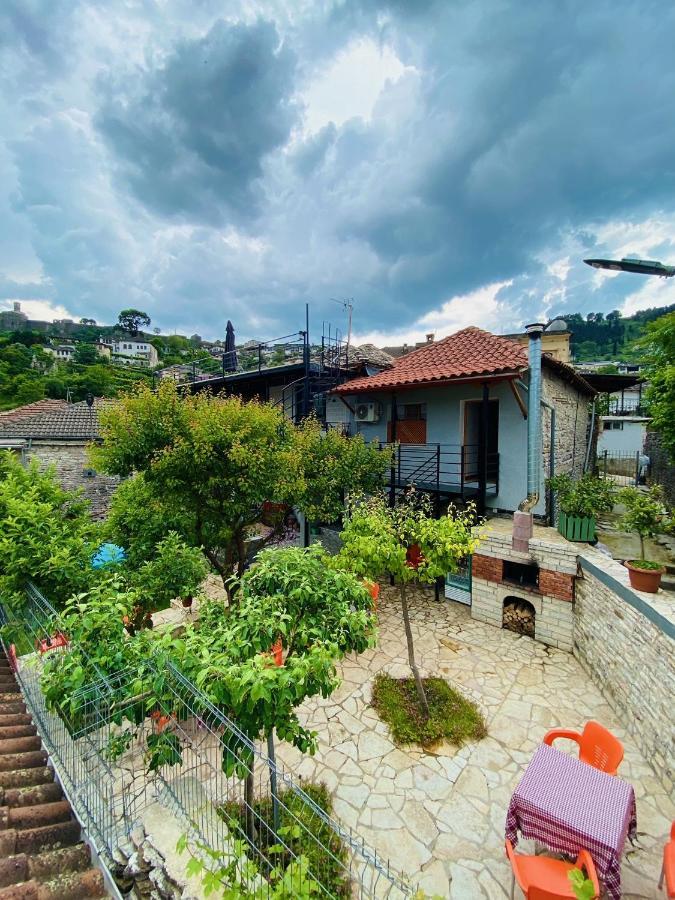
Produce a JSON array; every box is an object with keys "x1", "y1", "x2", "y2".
[
  {"x1": 301, "y1": 38, "x2": 412, "y2": 134},
  {"x1": 353, "y1": 281, "x2": 516, "y2": 346},
  {"x1": 0, "y1": 298, "x2": 76, "y2": 322}
]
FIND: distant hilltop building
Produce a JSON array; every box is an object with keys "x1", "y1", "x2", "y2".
[{"x1": 0, "y1": 301, "x2": 29, "y2": 331}]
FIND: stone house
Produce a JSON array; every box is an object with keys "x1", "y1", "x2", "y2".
[
  {"x1": 0, "y1": 399, "x2": 119, "y2": 518},
  {"x1": 330, "y1": 325, "x2": 595, "y2": 520}
]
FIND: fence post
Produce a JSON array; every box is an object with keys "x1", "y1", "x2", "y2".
[
  {"x1": 267, "y1": 732, "x2": 280, "y2": 833},
  {"x1": 603, "y1": 449, "x2": 608, "y2": 478},
  {"x1": 635, "y1": 451, "x2": 640, "y2": 487}
]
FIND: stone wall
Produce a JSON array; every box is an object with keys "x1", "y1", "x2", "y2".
[
  {"x1": 645, "y1": 430, "x2": 675, "y2": 505},
  {"x1": 542, "y1": 368, "x2": 591, "y2": 474},
  {"x1": 574, "y1": 549, "x2": 674, "y2": 793},
  {"x1": 26, "y1": 441, "x2": 119, "y2": 519}
]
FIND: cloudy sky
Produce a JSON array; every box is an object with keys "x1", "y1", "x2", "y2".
[{"x1": 1, "y1": 0, "x2": 675, "y2": 344}]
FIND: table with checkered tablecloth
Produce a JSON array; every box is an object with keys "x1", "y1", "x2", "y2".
[{"x1": 505, "y1": 743, "x2": 637, "y2": 899}]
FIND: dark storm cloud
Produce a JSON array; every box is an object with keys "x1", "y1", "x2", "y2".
[
  {"x1": 2, "y1": 0, "x2": 675, "y2": 340},
  {"x1": 97, "y1": 19, "x2": 298, "y2": 225},
  {"x1": 329, "y1": 0, "x2": 675, "y2": 318}
]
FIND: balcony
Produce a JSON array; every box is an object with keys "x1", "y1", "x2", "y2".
[{"x1": 381, "y1": 442, "x2": 499, "y2": 499}]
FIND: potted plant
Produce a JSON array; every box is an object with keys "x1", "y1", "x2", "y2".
[
  {"x1": 547, "y1": 474, "x2": 615, "y2": 542},
  {"x1": 618, "y1": 486, "x2": 670, "y2": 592}
]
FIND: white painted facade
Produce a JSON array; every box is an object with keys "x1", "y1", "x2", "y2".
[{"x1": 597, "y1": 416, "x2": 650, "y2": 455}]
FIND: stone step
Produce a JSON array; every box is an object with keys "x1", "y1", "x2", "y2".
[
  {"x1": 0, "y1": 727, "x2": 37, "y2": 742},
  {"x1": 0, "y1": 716, "x2": 32, "y2": 729},
  {"x1": 0, "y1": 753, "x2": 48, "y2": 774},
  {"x1": 2, "y1": 800, "x2": 72, "y2": 831},
  {"x1": 0, "y1": 686, "x2": 21, "y2": 698},
  {"x1": 0, "y1": 738, "x2": 42, "y2": 757},
  {"x1": 2, "y1": 784, "x2": 62, "y2": 810},
  {"x1": 0, "y1": 770, "x2": 54, "y2": 791}
]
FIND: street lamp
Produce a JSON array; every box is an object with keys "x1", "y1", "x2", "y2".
[{"x1": 584, "y1": 256, "x2": 675, "y2": 278}]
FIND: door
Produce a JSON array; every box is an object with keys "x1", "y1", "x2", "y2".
[{"x1": 463, "y1": 400, "x2": 498, "y2": 478}]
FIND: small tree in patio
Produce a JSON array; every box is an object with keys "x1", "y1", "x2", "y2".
[
  {"x1": 178, "y1": 545, "x2": 377, "y2": 837},
  {"x1": 334, "y1": 490, "x2": 481, "y2": 719}
]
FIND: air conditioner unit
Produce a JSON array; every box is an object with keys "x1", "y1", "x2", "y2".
[{"x1": 354, "y1": 401, "x2": 381, "y2": 423}]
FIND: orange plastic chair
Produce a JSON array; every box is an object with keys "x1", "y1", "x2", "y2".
[
  {"x1": 660, "y1": 822, "x2": 675, "y2": 897},
  {"x1": 505, "y1": 840, "x2": 600, "y2": 899},
  {"x1": 543, "y1": 721, "x2": 624, "y2": 776}
]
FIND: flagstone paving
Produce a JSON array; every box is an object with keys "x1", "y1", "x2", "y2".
[{"x1": 276, "y1": 583, "x2": 673, "y2": 899}]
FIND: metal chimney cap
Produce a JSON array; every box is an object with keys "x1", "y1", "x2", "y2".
[{"x1": 524, "y1": 322, "x2": 546, "y2": 335}]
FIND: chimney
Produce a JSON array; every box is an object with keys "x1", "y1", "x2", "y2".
[
  {"x1": 13, "y1": 301, "x2": 20, "y2": 312},
  {"x1": 426, "y1": 332, "x2": 435, "y2": 343},
  {"x1": 513, "y1": 322, "x2": 546, "y2": 552}
]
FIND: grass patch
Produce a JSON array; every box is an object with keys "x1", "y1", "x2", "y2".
[
  {"x1": 372, "y1": 673, "x2": 487, "y2": 748},
  {"x1": 220, "y1": 782, "x2": 350, "y2": 898}
]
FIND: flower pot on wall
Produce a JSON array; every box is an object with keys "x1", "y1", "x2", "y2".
[
  {"x1": 181, "y1": 596, "x2": 193, "y2": 609},
  {"x1": 624, "y1": 561, "x2": 665, "y2": 593},
  {"x1": 558, "y1": 512, "x2": 596, "y2": 542}
]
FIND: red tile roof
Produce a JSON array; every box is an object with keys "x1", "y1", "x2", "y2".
[
  {"x1": 334, "y1": 327, "x2": 529, "y2": 394},
  {"x1": 0, "y1": 400, "x2": 68, "y2": 423}
]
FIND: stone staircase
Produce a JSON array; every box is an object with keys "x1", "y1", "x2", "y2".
[{"x1": 0, "y1": 650, "x2": 107, "y2": 899}]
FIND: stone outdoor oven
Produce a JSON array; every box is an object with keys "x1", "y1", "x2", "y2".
[{"x1": 470, "y1": 521, "x2": 578, "y2": 651}]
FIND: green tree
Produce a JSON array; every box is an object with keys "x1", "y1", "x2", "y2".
[
  {"x1": 73, "y1": 343, "x2": 101, "y2": 365},
  {"x1": 133, "y1": 531, "x2": 208, "y2": 609},
  {"x1": 104, "y1": 473, "x2": 196, "y2": 568},
  {"x1": 335, "y1": 492, "x2": 480, "y2": 718},
  {"x1": 79, "y1": 318, "x2": 97, "y2": 326},
  {"x1": 290, "y1": 416, "x2": 389, "y2": 526},
  {"x1": 640, "y1": 310, "x2": 675, "y2": 459},
  {"x1": 94, "y1": 383, "x2": 387, "y2": 597},
  {"x1": 182, "y1": 545, "x2": 376, "y2": 832},
  {"x1": 93, "y1": 382, "x2": 302, "y2": 595},
  {"x1": 10, "y1": 374, "x2": 46, "y2": 406},
  {"x1": 118, "y1": 309, "x2": 151, "y2": 336},
  {"x1": 0, "y1": 453, "x2": 98, "y2": 606},
  {"x1": 0, "y1": 343, "x2": 33, "y2": 375},
  {"x1": 618, "y1": 485, "x2": 671, "y2": 561}
]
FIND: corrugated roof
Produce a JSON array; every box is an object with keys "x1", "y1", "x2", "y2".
[
  {"x1": 0, "y1": 399, "x2": 112, "y2": 440},
  {"x1": 335, "y1": 327, "x2": 529, "y2": 393}
]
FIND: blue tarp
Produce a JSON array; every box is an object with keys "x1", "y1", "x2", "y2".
[{"x1": 92, "y1": 543, "x2": 126, "y2": 568}]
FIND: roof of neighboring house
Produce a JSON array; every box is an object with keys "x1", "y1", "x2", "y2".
[
  {"x1": 0, "y1": 399, "x2": 68, "y2": 423},
  {"x1": 335, "y1": 327, "x2": 530, "y2": 393},
  {"x1": 349, "y1": 344, "x2": 395, "y2": 369},
  {"x1": 0, "y1": 399, "x2": 111, "y2": 441}
]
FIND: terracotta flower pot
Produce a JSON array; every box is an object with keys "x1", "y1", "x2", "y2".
[
  {"x1": 624, "y1": 561, "x2": 665, "y2": 593},
  {"x1": 181, "y1": 596, "x2": 193, "y2": 608}
]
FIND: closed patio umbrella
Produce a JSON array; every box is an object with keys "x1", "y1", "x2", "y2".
[{"x1": 223, "y1": 320, "x2": 237, "y2": 372}]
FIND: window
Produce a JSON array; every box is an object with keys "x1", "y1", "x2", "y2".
[
  {"x1": 603, "y1": 421, "x2": 624, "y2": 431},
  {"x1": 401, "y1": 403, "x2": 427, "y2": 420}
]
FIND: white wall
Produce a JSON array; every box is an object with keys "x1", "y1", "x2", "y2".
[{"x1": 597, "y1": 418, "x2": 648, "y2": 455}]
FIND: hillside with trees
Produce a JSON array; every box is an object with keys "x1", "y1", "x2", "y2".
[{"x1": 565, "y1": 304, "x2": 675, "y2": 362}]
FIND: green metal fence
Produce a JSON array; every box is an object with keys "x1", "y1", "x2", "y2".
[{"x1": 1, "y1": 585, "x2": 414, "y2": 899}]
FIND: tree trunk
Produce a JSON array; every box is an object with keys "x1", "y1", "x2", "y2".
[
  {"x1": 244, "y1": 763, "x2": 257, "y2": 843},
  {"x1": 400, "y1": 582, "x2": 430, "y2": 719},
  {"x1": 266, "y1": 732, "x2": 280, "y2": 834},
  {"x1": 640, "y1": 533, "x2": 645, "y2": 560}
]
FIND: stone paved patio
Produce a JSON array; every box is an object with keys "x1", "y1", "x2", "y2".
[{"x1": 276, "y1": 584, "x2": 673, "y2": 899}]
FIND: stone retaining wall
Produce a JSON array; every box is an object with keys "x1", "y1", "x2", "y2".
[{"x1": 574, "y1": 550, "x2": 674, "y2": 793}]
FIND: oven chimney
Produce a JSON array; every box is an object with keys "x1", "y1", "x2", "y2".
[{"x1": 513, "y1": 322, "x2": 546, "y2": 552}]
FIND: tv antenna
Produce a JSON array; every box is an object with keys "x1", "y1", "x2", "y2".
[{"x1": 330, "y1": 298, "x2": 354, "y2": 360}]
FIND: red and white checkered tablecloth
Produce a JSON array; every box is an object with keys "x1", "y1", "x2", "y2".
[{"x1": 505, "y1": 743, "x2": 637, "y2": 900}]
